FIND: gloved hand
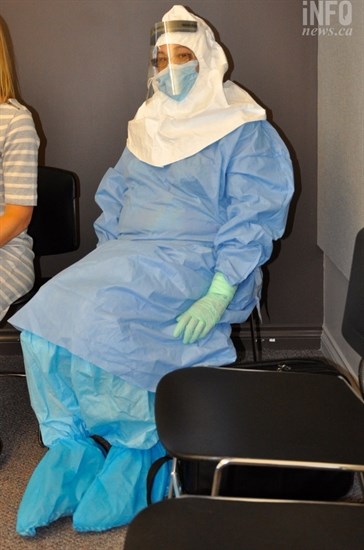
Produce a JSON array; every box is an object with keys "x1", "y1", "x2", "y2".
[{"x1": 173, "y1": 272, "x2": 237, "y2": 344}]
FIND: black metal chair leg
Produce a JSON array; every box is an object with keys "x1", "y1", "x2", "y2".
[
  {"x1": 359, "y1": 358, "x2": 364, "y2": 399},
  {"x1": 249, "y1": 309, "x2": 262, "y2": 362},
  {"x1": 248, "y1": 314, "x2": 257, "y2": 362}
]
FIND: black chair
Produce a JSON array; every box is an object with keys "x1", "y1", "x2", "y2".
[
  {"x1": 233, "y1": 308, "x2": 260, "y2": 362},
  {"x1": 155, "y1": 365, "x2": 364, "y2": 500},
  {"x1": 0, "y1": 165, "x2": 80, "y2": 334},
  {"x1": 342, "y1": 228, "x2": 364, "y2": 398},
  {"x1": 0, "y1": 166, "x2": 79, "y2": 452},
  {"x1": 125, "y1": 496, "x2": 364, "y2": 550}
]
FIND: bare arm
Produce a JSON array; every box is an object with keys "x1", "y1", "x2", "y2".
[{"x1": 0, "y1": 204, "x2": 34, "y2": 247}]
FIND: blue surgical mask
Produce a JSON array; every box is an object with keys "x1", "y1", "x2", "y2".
[{"x1": 155, "y1": 60, "x2": 199, "y2": 101}]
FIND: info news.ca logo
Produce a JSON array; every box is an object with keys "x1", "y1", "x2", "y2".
[{"x1": 302, "y1": 0, "x2": 353, "y2": 36}]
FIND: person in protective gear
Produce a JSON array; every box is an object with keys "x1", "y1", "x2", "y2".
[{"x1": 10, "y1": 5, "x2": 294, "y2": 536}]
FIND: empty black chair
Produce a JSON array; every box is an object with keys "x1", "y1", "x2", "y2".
[
  {"x1": 342, "y1": 227, "x2": 364, "y2": 398},
  {"x1": 125, "y1": 497, "x2": 364, "y2": 550},
  {"x1": 155, "y1": 365, "x2": 364, "y2": 500}
]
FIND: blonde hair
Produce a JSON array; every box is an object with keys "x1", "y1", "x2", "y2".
[{"x1": 0, "y1": 19, "x2": 16, "y2": 102}]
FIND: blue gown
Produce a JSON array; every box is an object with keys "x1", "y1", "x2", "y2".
[{"x1": 10, "y1": 120, "x2": 294, "y2": 535}]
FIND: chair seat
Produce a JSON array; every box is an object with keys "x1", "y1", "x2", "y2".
[
  {"x1": 10, "y1": 288, "x2": 37, "y2": 309},
  {"x1": 2, "y1": 278, "x2": 51, "y2": 327},
  {"x1": 124, "y1": 497, "x2": 364, "y2": 550}
]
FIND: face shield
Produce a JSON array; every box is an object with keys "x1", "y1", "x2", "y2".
[{"x1": 147, "y1": 20, "x2": 199, "y2": 101}]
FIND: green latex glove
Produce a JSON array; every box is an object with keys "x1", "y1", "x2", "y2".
[{"x1": 173, "y1": 272, "x2": 237, "y2": 344}]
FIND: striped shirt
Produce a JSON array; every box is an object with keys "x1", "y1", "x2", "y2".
[{"x1": 0, "y1": 99, "x2": 39, "y2": 320}]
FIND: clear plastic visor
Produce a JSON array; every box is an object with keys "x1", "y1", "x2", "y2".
[{"x1": 147, "y1": 20, "x2": 198, "y2": 98}]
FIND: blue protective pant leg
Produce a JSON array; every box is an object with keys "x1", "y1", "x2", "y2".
[{"x1": 17, "y1": 331, "x2": 169, "y2": 535}]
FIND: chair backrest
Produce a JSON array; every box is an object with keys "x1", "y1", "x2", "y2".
[
  {"x1": 155, "y1": 366, "x2": 364, "y2": 465},
  {"x1": 342, "y1": 228, "x2": 364, "y2": 358},
  {"x1": 27, "y1": 166, "x2": 80, "y2": 256}
]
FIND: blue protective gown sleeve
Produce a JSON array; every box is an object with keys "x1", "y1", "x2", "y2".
[
  {"x1": 93, "y1": 163, "x2": 129, "y2": 245},
  {"x1": 213, "y1": 121, "x2": 294, "y2": 311}
]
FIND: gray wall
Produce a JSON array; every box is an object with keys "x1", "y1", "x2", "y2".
[
  {"x1": 1, "y1": 0, "x2": 320, "y2": 343},
  {"x1": 318, "y1": 0, "x2": 364, "y2": 376}
]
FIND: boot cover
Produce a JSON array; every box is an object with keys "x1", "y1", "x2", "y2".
[
  {"x1": 16, "y1": 438, "x2": 105, "y2": 536},
  {"x1": 73, "y1": 441, "x2": 169, "y2": 532}
]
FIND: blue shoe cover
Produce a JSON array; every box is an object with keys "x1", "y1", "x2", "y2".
[
  {"x1": 73, "y1": 442, "x2": 169, "y2": 532},
  {"x1": 16, "y1": 438, "x2": 105, "y2": 536}
]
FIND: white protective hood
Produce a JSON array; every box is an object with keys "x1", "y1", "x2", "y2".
[{"x1": 127, "y1": 5, "x2": 266, "y2": 167}]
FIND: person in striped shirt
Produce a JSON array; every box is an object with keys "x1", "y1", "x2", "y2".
[{"x1": 0, "y1": 19, "x2": 39, "y2": 320}]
